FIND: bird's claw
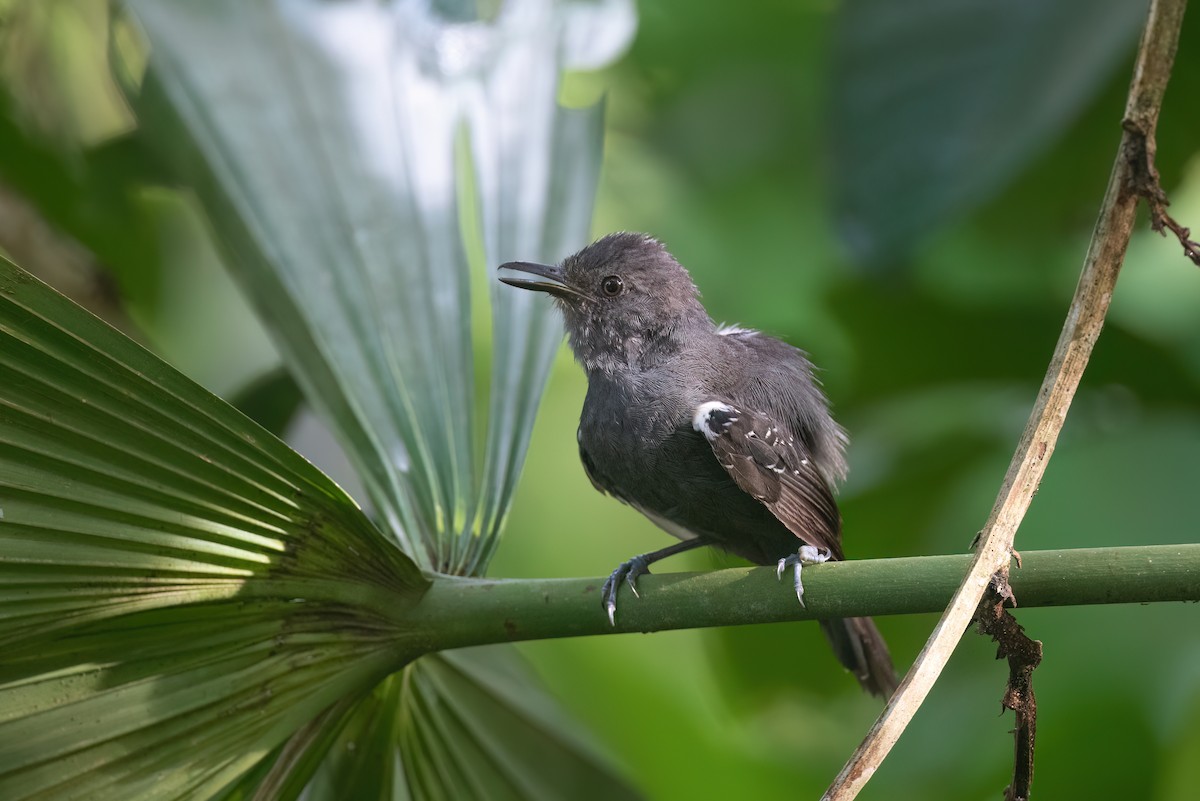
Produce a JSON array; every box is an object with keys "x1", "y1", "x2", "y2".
[
  {"x1": 775, "y1": 545, "x2": 831, "y2": 607},
  {"x1": 601, "y1": 554, "x2": 653, "y2": 625}
]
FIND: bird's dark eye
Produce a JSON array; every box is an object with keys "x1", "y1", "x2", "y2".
[{"x1": 600, "y1": 275, "x2": 624, "y2": 297}]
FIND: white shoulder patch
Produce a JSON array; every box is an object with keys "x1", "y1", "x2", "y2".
[
  {"x1": 716, "y1": 323, "x2": 757, "y2": 337},
  {"x1": 692, "y1": 400, "x2": 737, "y2": 441}
]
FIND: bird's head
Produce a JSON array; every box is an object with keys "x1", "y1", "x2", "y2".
[{"x1": 498, "y1": 232, "x2": 708, "y2": 374}]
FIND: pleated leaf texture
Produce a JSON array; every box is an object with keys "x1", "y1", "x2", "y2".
[
  {"x1": 128, "y1": 0, "x2": 633, "y2": 576},
  {"x1": 0, "y1": 257, "x2": 429, "y2": 799},
  {"x1": 2, "y1": 0, "x2": 643, "y2": 798}
]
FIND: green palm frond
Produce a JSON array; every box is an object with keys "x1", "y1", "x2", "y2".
[
  {"x1": 127, "y1": 0, "x2": 631, "y2": 575},
  {"x1": 1, "y1": 0, "x2": 642, "y2": 796},
  {"x1": 0, "y1": 257, "x2": 428, "y2": 799}
]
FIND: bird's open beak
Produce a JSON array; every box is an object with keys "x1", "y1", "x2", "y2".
[{"x1": 497, "y1": 261, "x2": 590, "y2": 302}]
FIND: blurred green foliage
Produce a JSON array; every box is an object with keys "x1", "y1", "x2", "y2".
[
  {"x1": 2, "y1": 1, "x2": 1199, "y2": 799},
  {"x1": 501, "y1": 2, "x2": 1200, "y2": 799}
]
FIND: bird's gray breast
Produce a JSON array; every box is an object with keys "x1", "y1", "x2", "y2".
[
  {"x1": 576, "y1": 367, "x2": 707, "y2": 509},
  {"x1": 576, "y1": 367, "x2": 798, "y2": 563}
]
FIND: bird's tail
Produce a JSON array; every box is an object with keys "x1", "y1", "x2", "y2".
[{"x1": 819, "y1": 616, "x2": 898, "y2": 697}]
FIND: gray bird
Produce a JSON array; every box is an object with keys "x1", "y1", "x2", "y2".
[{"x1": 499, "y1": 232, "x2": 896, "y2": 696}]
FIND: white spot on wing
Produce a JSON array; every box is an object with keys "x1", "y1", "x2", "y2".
[
  {"x1": 692, "y1": 400, "x2": 735, "y2": 441},
  {"x1": 716, "y1": 323, "x2": 757, "y2": 337}
]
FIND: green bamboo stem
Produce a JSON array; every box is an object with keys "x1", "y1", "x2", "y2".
[{"x1": 401, "y1": 544, "x2": 1200, "y2": 654}]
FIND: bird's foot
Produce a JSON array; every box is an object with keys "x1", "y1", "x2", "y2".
[
  {"x1": 601, "y1": 555, "x2": 654, "y2": 626},
  {"x1": 775, "y1": 545, "x2": 832, "y2": 607}
]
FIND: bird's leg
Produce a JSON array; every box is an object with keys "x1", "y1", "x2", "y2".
[
  {"x1": 776, "y1": 544, "x2": 832, "y2": 607},
  {"x1": 602, "y1": 538, "x2": 710, "y2": 625}
]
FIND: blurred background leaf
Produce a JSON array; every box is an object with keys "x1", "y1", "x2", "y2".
[
  {"x1": 829, "y1": 0, "x2": 1147, "y2": 265},
  {"x1": 497, "y1": 2, "x2": 1200, "y2": 800},
  {"x1": 229, "y1": 367, "x2": 305, "y2": 440},
  {"x1": 1, "y1": 0, "x2": 1199, "y2": 799}
]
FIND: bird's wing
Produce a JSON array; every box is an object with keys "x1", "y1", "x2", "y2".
[{"x1": 692, "y1": 400, "x2": 843, "y2": 559}]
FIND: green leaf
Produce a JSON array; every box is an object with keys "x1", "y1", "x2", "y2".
[
  {"x1": 112, "y1": 3, "x2": 641, "y2": 798},
  {"x1": 830, "y1": 0, "x2": 1145, "y2": 263},
  {"x1": 469, "y1": 97, "x2": 607, "y2": 574},
  {"x1": 303, "y1": 675, "x2": 409, "y2": 801},
  {"x1": 402, "y1": 649, "x2": 641, "y2": 801},
  {"x1": 297, "y1": 649, "x2": 640, "y2": 801},
  {"x1": 0, "y1": 257, "x2": 428, "y2": 799},
  {"x1": 229, "y1": 367, "x2": 305, "y2": 438},
  {"x1": 213, "y1": 695, "x2": 365, "y2": 801},
  {"x1": 0, "y1": 89, "x2": 165, "y2": 310},
  {"x1": 125, "y1": 0, "x2": 630, "y2": 575}
]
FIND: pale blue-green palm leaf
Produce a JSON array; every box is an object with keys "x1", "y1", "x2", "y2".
[{"x1": 127, "y1": 0, "x2": 633, "y2": 575}]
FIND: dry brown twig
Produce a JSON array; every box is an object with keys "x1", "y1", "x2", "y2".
[
  {"x1": 1123, "y1": 121, "x2": 1200, "y2": 266},
  {"x1": 822, "y1": 1, "x2": 1192, "y2": 798},
  {"x1": 977, "y1": 574, "x2": 1042, "y2": 801}
]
